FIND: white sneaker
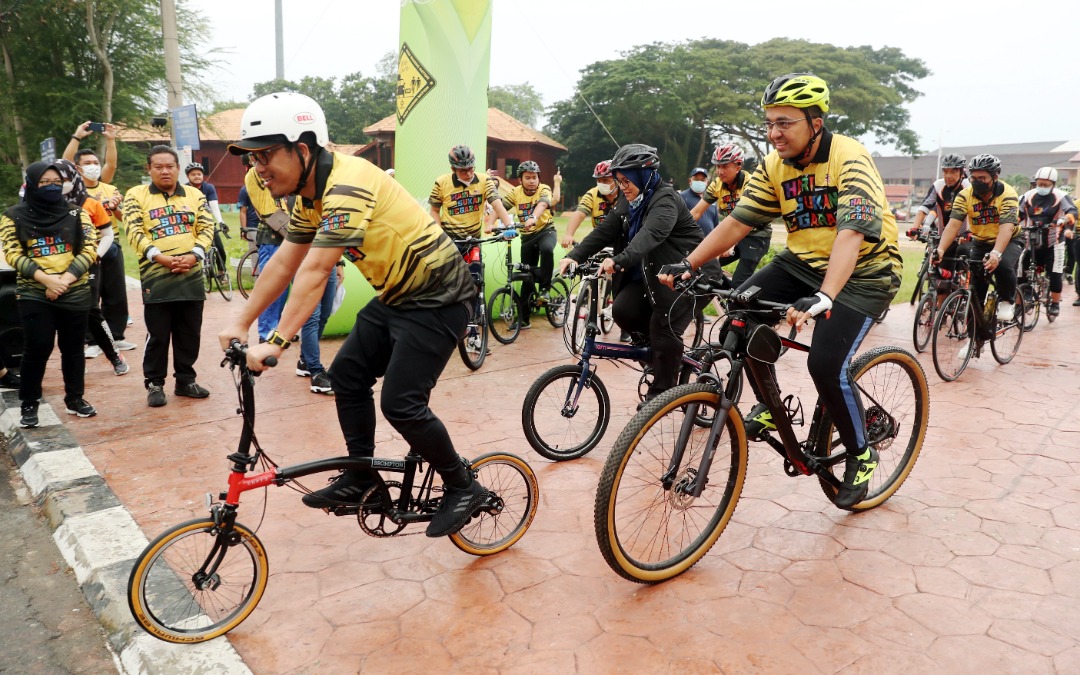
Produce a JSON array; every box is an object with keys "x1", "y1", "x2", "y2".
[
  {"x1": 113, "y1": 340, "x2": 138, "y2": 351},
  {"x1": 996, "y1": 301, "x2": 1014, "y2": 322},
  {"x1": 84, "y1": 345, "x2": 103, "y2": 359}
]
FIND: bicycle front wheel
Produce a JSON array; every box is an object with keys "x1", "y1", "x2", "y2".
[
  {"x1": 595, "y1": 384, "x2": 747, "y2": 583},
  {"x1": 522, "y1": 364, "x2": 610, "y2": 461},
  {"x1": 450, "y1": 452, "x2": 539, "y2": 556},
  {"x1": 202, "y1": 259, "x2": 214, "y2": 293},
  {"x1": 488, "y1": 287, "x2": 520, "y2": 344},
  {"x1": 812, "y1": 347, "x2": 929, "y2": 511},
  {"x1": 568, "y1": 283, "x2": 593, "y2": 355},
  {"x1": 213, "y1": 248, "x2": 234, "y2": 301},
  {"x1": 458, "y1": 292, "x2": 489, "y2": 371},
  {"x1": 912, "y1": 293, "x2": 934, "y2": 353},
  {"x1": 909, "y1": 256, "x2": 929, "y2": 305},
  {"x1": 931, "y1": 290, "x2": 974, "y2": 382},
  {"x1": 128, "y1": 518, "x2": 269, "y2": 643},
  {"x1": 991, "y1": 289, "x2": 1024, "y2": 364},
  {"x1": 1020, "y1": 282, "x2": 1039, "y2": 332},
  {"x1": 237, "y1": 249, "x2": 260, "y2": 299},
  {"x1": 544, "y1": 277, "x2": 570, "y2": 328},
  {"x1": 600, "y1": 284, "x2": 615, "y2": 334}
]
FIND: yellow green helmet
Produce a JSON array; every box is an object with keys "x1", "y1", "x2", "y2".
[{"x1": 761, "y1": 73, "x2": 830, "y2": 113}]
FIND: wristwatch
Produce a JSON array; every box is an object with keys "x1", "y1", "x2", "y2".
[
  {"x1": 989, "y1": 250, "x2": 1002, "y2": 259},
  {"x1": 266, "y1": 329, "x2": 291, "y2": 349}
]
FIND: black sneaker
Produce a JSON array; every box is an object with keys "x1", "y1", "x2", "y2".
[
  {"x1": 0, "y1": 370, "x2": 20, "y2": 389},
  {"x1": 147, "y1": 384, "x2": 167, "y2": 407},
  {"x1": 619, "y1": 330, "x2": 632, "y2": 343},
  {"x1": 426, "y1": 479, "x2": 487, "y2": 537},
  {"x1": 743, "y1": 402, "x2": 776, "y2": 440},
  {"x1": 296, "y1": 358, "x2": 311, "y2": 377},
  {"x1": 310, "y1": 371, "x2": 333, "y2": 395},
  {"x1": 834, "y1": 446, "x2": 879, "y2": 509},
  {"x1": 302, "y1": 470, "x2": 377, "y2": 509},
  {"x1": 175, "y1": 382, "x2": 210, "y2": 398},
  {"x1": 1073, "y1": 298, "x2": 1080, "y2": 307},
  {"x1": 19, "y1": 401, "x2": 39, "y2": 428},
  {"x1": 1048, "y1": 302, "x2": 1060, "y2": 317},
  {"x1": 65, "y1": 397, "x2": 97, "y2": 418}
]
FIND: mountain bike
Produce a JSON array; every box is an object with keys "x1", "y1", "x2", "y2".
[
  {"x1": 127, "y1": 341, "x2": 539, "y2": 644},
  {"x1": 931, "y1": 251, "x2": 1025, "y2": 382},
  {"x1": 202, "y1": 222, "x2": 234, "y2": 301},
  {"x1": 487, "y1": 225, "x2": 569, "y2": 345},
  {"x1": 520, "y1": 264, "x2": 720, "y2": 462},
  {"x1": 593, "y1": 279, "x2": 929, "y2": 583},
  {"x1": 911, "y1": 229, "x2": 964, "y2": 353},
  {"x1": 565, "y1": 247, "x2": 615, "y2": 354},
  {"x1": 453, "y1": 232, "x2": 506, "y2": 370},
  {"x1": 1017, "y1": 224, "x2": 1052, "y2": 331},
  {"x1": 236, "y1": 227, "x2": 260, "y2": 300}
]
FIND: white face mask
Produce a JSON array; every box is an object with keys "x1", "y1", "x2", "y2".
[
  {"x1": 690, "y1": 180, "x2": 707, "y2": 194},
  {"x1": 1036, "y1": 187, "x2": 1052, "y2": 197},
  {"x1": 596, "y1": 182, "x2": 614, "y2": 196},
  {"x1": 81, "y1": 164, "x2": 102, "y2": 181}
]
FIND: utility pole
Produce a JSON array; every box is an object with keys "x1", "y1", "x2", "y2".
[
  {"x1": 160, "y1": 0, "x2": 183, "y2": 109},
  {"x1": 275, "y1": 0, "x2": 284, "y2": 80}
]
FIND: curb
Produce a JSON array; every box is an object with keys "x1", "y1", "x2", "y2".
[{"x1": 1, "y1": 389, "x2": 252, "y2": 674}]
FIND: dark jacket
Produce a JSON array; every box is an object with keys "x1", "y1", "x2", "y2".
[{"x1": 567, "y1": 184, "x2": 720, "y2": 298}]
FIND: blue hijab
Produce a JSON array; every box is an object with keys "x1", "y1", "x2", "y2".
[{"x1": 623, "y1": 167, "x2": 661, "y2": 240}]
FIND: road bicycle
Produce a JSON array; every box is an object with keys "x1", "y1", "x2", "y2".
[
  {"x1": 520, "y1": 264, "x2": 719, "y2": 462},
  {"x1": 911, "y1": 229, "x2": 964, "y2": 353},
  {"x1": 127, "y1": 341, "x2": 539, "y2": 644},
  {"x1": 202, "y1": 221, "x2": 234, "y2": 301},
  {"x1": 1017, "y1": 224, "x2": 1053, "y2": 331},
  {"x1": 236, "y1": 227, "x2": 260, "y2": 300},
  {"x1": 931, "y1": 251, "x2": 1025, "y2": 382},
  {"x1": 487, "y1": 225, "x2": 569, "y2": 344},
  {"x1": 593, "y1": 279, "x2": 929, "y2": 583},
  {"x1": 907, "y1": 216, "x2": 939, "y2": 305},
  {"x1": 452, "y1": 231, "x2": 508, "y2": 370}
]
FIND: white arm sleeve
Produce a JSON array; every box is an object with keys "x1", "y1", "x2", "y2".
[
  {"x1": 95, "y1": 225, "x2": 114, "y2": 259},
  {"x1": 207, "y1": 199, "x2": 224, "y2": 224}
]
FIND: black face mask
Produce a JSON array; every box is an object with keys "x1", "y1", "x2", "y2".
[
  {"x1": 972, "y1": 180, "x2": 993, "y2": 198},
  {"x1": 36, "y1": 184, "x2": 65, "y2": 203}
]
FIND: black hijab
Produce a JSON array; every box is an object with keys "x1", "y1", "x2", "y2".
[{"x1": 5, "y1": 161, "x2": 81, "y2": 244}]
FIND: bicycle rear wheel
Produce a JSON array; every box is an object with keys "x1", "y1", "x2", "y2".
[
  {"x1": 213, "y1": 248, "x2": 234, "y2": 301},
  {"x1": 237, "y1": 249, "x2": 259, "y2": 299},
  {"x1": 912, "y1": 293, "x2": 934, "y2": 353},
  {"x1": 450, "y1": 453, "x2": 539, "y2": 555},
  {"x1": 991, "y1": 289, "x2": 1024, "y2": 364},
  {"x1": 488, "y1": 287, "x2": 520, "y2": 344},
  {"x1": 544, "y1": 277, "x2": 570, "y2": 328},
  {"x1": 128, "y1": 518, "x2": 269, "y2": 643},
  {"x1": 595, "y1": 384, "x2": 747, "y2": 583},
  {"x1": 522, "y1": 364, "x2": 610, "y2": 461},
  {"x1": 931, "y1": 290, "x2": 974, "y2": 382},
  {"x1": 600, "y1": 285, "x2": 615, "y2": 334},
  {"x1": 811, "y1": 346, "x2": 929, "y2": 511}
]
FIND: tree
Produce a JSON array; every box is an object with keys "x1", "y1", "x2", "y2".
[
  {"x1": 250, "y1": 51, "x2": 396, "y2": 146},
  {"x1": 545, "y1": 38, "x2": 929, "y2": 204},
  {"x1": 1003, "y1": 173, "x2": 1030, "y2": 193},
  {"x1": 488, "y1": 83, "x2": 544, "y2": 127}
]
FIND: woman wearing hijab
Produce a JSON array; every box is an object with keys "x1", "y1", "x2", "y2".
[
  {"x1": 53, "y1": 159, "x2": 128, "y2": 375},
  {"x1": 0, "y1": 161, "x2": 99, "y2": 428},
  {"x1": 559, "y1": 144, "x2": 719, "y2": 402}
]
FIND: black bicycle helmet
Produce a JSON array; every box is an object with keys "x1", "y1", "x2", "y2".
[
  {"x1": 448, "y1": 145, "x2": 475, "y2": 169},
  {"x1": 609, "y1": 143, "x2": 660, "y2": 171},
  {"x1": 185, "y1": 162, "x2": 205, "y2": 175},
  {"x1": 940, "y1": 153, "x2": 966, "y2": 170},
  {"x1": 517, "y1": 160, "x2": 540, "y2": 176},
  {"x1": 967, "y1": 153, "x2": 1001, "y2": 176}
]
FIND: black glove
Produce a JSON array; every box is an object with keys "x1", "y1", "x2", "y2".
[
  {"x1": 791, "y1": 291, "x2": 833, "y2": 318},
  {"x1": 658, "y1": 259, "x2": 692, "y2": 277}
]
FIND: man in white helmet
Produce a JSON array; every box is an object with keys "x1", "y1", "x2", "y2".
[
  {"x1": 218, "y1": 92, "x2": 487, "y2": 538},
  {"x1": 1018, "y1": 166, "x2": 1077, "y2": 316}
]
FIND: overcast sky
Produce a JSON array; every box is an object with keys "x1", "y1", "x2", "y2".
[{"x1": 187, "y1": 0, "x2": 1077, "y2": 157}]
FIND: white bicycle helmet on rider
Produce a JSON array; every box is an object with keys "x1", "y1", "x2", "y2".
[
  {"x1": 1032, "y1": 166, "x2": 1058, "y2": 183},
  {"x1": 228, "y1": 92, "x2": 329, "y2": 153}
]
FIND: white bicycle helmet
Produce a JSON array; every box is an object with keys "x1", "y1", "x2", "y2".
[
  {"x1": 228, "y1": 92, "x2": 329, "y2": 153},
  {"x1": 1032, "y1": 166, "x2": 1058, "y2": 183}
]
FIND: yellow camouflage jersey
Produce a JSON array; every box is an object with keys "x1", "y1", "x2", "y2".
[
  {"x1": 124, "y1": 183, "x2": 215, "y2": 304},
  {"x1": 0, "y1": 206, "x2": 96, "y2": 309},
  {"x1": 428, "y1": 172, "x2": 501, "y2": 239},
  {"x1": 703, "y1": 169, "x2": 768, "y2": 240},
  {"x1": 244, "y1": 167, "x2": 289, "y2": 219},
  {"x1": 730, "y1": 129, "x2": 902, "y2": 316},
  {"x1": 949, "y1": 182, "x2": 1020, "y2": 243},
  {"x1": 287, "y1": 151, "x2": 474, "y2": 310},
  {"x1": 501, "y1": 184, "x2": 553, "y2": 242},
  {"x1": 85, "y1": 180, "x2": 122, "y2": 230},
  {"x1": 575, "y1": 187, "x2": 616, "y2": 228}
]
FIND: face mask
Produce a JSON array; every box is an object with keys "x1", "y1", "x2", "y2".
[
  {"x1": 37, "y1": 184, "x2": 64, "y2": 203},
  {"x1": 629, "y1": 194, "x2": 644, "y2": 209},
  {"x1": 691, "y1": 180, "x2": 707, "y2": 194},
  {"x1": 1036, "y1": 187, "x2": 1052, "y2": 197},
  {"x1": 972, "y1": 181, "x2": 992, "y2": 198},
  {"x1": 82, "y1": 164, "x2": 102, "y2": 181},
  {"x1": 596, "y1": 182, "x2": 614, "y2": 196}
]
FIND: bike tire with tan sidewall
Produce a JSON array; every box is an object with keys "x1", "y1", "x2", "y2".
[{"x1": 450, "y1": 452, "x2": 539, "y2": 556}]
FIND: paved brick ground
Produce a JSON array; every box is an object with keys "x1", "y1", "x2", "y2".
[{"x1": 6, "y1": 281, "x2": 1080, "y2": 673}]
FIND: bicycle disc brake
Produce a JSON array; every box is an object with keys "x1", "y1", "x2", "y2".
[
  {"x1": 864, "y1": 405, "x2": 896, "y2": 451},
  {"x1": 668, "y1": 468, "x2": 699, "y2": 510},
  {"x1": 357, "y1": 481, "x2": 407, "y2": 537}
]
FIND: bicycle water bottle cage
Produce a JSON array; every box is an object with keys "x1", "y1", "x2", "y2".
[{"x1": 782, "y1": 394, "x2": 804, "y2": 426}]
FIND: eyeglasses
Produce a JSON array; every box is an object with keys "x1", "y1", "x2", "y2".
[
  {"x1": 37, "y1": 179, "x2": 64, "y2": 187},
  {"x1": 762, "y1": 118, "x2": 806, "y2": 133},
  {"x1": 250, "y1": 145, "x2": 285, "y2": 166},
  {"x1": 615, "y1": 177, "x2": 632, "y2": 189}
]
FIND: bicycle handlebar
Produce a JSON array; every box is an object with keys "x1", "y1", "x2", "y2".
[{"x1": 224, "y1": 339, "x2": 278, "y2": 374}]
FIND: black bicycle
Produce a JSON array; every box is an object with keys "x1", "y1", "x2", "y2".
[
  {"x1": 1017, "y1": 224, "x2": 1053, "y2": 331},
  {"x1": 593, "y1": 280, "x2": 928, "y2": 583},
  {"x1": 487, "y1": 225, "x2": 569, "y2": 344},
  {"x1": 202, "y1": 221, "x2": 234, "y2": 301},
  {"x1": 930, "y1": 251, "x2": 1025, "y2": 382},
  {"x1": 453, "y1": 232, "x2": 506, "y2": 370},
  {"x1": 127, "y1": 341, "x2": 539, "y2": 643}
]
